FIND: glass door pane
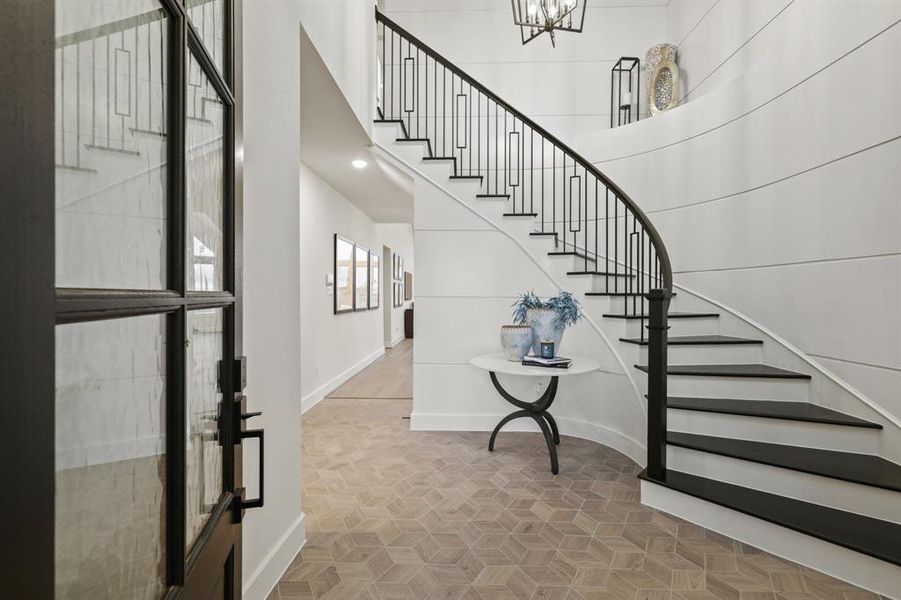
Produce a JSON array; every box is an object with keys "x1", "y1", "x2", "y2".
[
  {"x1": 186, "y1": 53, "x2": 226, "y2": 291},
  {"x1": 55, "y1": 0, "x2": 169, "y2": 290},
  {"x1": 185, "y1": 308, "x2": 225, "y2": 550},
  {"x1": 55, "y1": 315, "x2": 167, "y2": 599},
  {"x1": 186, "y1": 0, "x2": 226, "y2": 74}
]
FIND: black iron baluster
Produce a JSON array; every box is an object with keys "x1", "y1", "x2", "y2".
[
  {"x1": 561, "y1": 153, "x2": 566, "y2": 252},
  {"x1": 477, "y1": 89, "x2": 480, "y2": 179},
  {"x1": 605, "y1": 188, "x2": 610, "y2": 291},
  {"x1": 470, "y1": 84, "x2": 474, "y2": 176},
  {"x1": 552, "y1": 146, "x2": 556, "y2": 242},
  {"x1": 541, "y1": 138, "x2": 545, "y2": 232},
  {"x1": 614, "y1": 196, "x2": 619, "y2": 292},
  {"x1": 584, "y1": 168, "x2": 588, "y2": 271},
  {"x1": 530, "y1": 128, "x2": 534, "y2": 215}
]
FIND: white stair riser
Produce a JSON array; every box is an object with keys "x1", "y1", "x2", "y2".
[
  {"x1": 668, "y1": 409, "x2": 880, "y2": 454},
  {"x1": 621, "y1": 317, "x2": 720, "y2": 338},
  {"x1": 373, "y1": 122, "x2": 405, "y2": 145},
  {"x1": 666, "y1": 445, "x2": 901, "y2": 525},
  {"x1": 640, "y1": 479, "x2": 901, "y2": 598},
  {"x1": 415, "y1": 160, "x2": 457, "y2": 180},
  {"x1": 499, "y1": 218, "x2": 538, "y2": 238},
  {"x1": 445, "y1": 179, "x2": 484, "y2": 197},
  {"x1": 632, "y1": 343, "x2": 762, "y2": 364},
  {"x1": 663, "y1": 374, "x2": 810, "y2": 401},
  {"x1": 385, "y1": 141, "x2": 432, "y2": 166}
]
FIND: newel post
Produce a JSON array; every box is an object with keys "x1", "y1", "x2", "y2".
[{"x1": 646, "y1": 288, "x2": 672, "y2": 481}]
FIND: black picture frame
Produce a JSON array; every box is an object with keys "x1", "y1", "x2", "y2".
[{"x1": 334, "y1": 234, "x2": 354, "y2": 314}]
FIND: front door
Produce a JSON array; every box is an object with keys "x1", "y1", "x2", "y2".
[{"x1": 2, "y1": 1, "x2": 250, "y2": 598}]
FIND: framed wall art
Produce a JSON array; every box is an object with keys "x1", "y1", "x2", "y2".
[
  {"x1": 334, "y1": 234, "x2": 354, "y2": 314},
  {"x1": 369, "y1": 251, "x2": 380, "y2": 309},
  {"x1": 354, "y1": 244, "x2": 369, "y2": 311}
]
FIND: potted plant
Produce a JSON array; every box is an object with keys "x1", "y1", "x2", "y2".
[{"x1": 511, "y1": 290, "x2": 583, "y2": 356}]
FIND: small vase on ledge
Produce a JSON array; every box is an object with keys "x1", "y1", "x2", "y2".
[
  {"x1": 527, "y1": 308, "x2": 564, "y2": 356},
  {"x1": 500, "y1": 325, "x2": 533, "y2": 361}
]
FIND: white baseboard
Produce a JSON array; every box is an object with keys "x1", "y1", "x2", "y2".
[
  {"x1": 409, "y1": 412, "x2": 646, "y2": 467},
  {"x1": 301, "y1": 347, "x2": 385, "y2": 414},
  {"x1": 388, "y1": 333, "x2": 405, "y2": 348},
  {"x1": 640, "y1": 480, "x2": 901, "y2": 599},
  {"x1": 243, "y1": 513, "x2": 306, "y2": 600}
]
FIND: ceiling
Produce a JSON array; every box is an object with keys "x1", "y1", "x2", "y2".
[{"x1": 300, "y1": 26, "x2": 413, "y2": 223}]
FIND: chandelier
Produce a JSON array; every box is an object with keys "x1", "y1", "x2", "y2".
[{"x1": 511, "y1": 0, "x2": 586, "y2": 47}]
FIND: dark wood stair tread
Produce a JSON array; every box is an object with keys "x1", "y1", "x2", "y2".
[
  {"x1": 529, "y1": 232, "x2": 557, "y2": 236},
  {"x1": 667, "y1": 432, "x2": 901, "y2": 492},
  {"x1": 666, "y1": 397, "x2": 880, "y2": 428},
  {"x1": 449, "y1": 175, "x2": 483, "y2": 180},
  {"x1": 621, "y1": 334, "x2": 761, "y2": 346},
  {"x1": 639, "y1": 469, "x2": 901, "y2": 567},
  {"x1": 503, "y1": 212, "x2": 538, "y2": 217},
  {"x1": 603, "y1": 312, "x2": 718, "y2": 320},
  {"x1": 636, "y1": 363, "x2": 810, "y2": 379},
  {"x1": 478, "y1": 194, "x2": 510, "y2": 198},
  {"x1": 423, "y1": 156, "x2": 455, "y2": 162}
]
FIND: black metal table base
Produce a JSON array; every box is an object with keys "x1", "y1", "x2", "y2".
[{"x1": 487, "y1": 371, "x2": 561, "y2": 474}]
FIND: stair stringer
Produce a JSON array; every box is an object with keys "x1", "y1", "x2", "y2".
[{"x1": 371, "y1": 136, "x2": 651, "y2": 466}]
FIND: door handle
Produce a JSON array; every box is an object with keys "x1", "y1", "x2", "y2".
[{"x1": 240, "y1": 427, "x2": 264, "y2": 509}]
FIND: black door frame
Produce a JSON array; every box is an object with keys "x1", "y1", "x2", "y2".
[
  {"x1": 0, "y1": 1, "x2": 56, "y2": 598},
  {"x1": 0, "y1": 0, "x2": 245, "y2": 597}
]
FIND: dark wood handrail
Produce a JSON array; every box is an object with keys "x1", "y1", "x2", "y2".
[{"x1": 376, "y1": 8, "x2": 672, "y2": 291}]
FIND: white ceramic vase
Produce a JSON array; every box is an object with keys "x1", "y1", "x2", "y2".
[{"x1": 500, "y1": 325, "x2": 533, "y2": 361}]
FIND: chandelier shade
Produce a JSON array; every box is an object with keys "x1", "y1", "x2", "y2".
[{"x1": 511, "y1": 0, "x2": 587, "y2": 47}]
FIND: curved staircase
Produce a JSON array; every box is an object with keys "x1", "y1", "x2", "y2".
[{"x1": 373, "y1": 10, "x2": 901, "y2": 597}]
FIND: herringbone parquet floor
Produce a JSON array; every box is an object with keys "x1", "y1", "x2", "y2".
[{"x1": 273, "y1": 349, "x2": 883, "y2": 599}]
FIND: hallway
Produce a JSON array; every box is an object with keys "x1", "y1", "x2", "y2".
[
  {"x1": 328, "y1": 339, "x2": 413, "y2": 400},
  {"x1": 273, "y1": 344, "x2": 882, "y2": 600}
]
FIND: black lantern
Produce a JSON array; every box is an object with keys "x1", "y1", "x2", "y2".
[{"x1": 511, "y1": 0, "x2": 587, "y2": 47}]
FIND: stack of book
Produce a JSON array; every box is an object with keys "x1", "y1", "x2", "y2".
[{"x1": 522, "y1": 355, "x2": 572, "y2": 369}]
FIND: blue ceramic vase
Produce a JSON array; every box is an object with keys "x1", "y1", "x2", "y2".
[{"x1": 527, "y1": 308, "x2": 564, "y2": 356}]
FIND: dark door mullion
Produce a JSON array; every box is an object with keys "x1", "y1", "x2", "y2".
[{"x1": 167, "y1": 0, "x2": 190, "y2": 585}]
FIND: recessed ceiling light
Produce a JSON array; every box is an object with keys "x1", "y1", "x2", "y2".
[{"x1": 352, "y1": 159, "x2": 368, "y2": 169}]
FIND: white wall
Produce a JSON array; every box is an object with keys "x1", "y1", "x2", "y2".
[
  {"x1": 299, "y1": 162, "x2": 397, "y2": 412},
  {"x1": 298, "y1": 0, "x2": 377, "y2": 137},
  {"x1": 377, "y1": 222, "x2": 415, "y2": 346},
  {"x1": 575, "y1": 0, "x2": 901, "y2": 423},
  {"x1": 381, "y1": 0, "x2": 667, "y2": 145},
  {"x1": 410, "y1": 171, "x2": 646, "y2": 464},
  {"x1": 242, "y1": 2, "x2": 305, "y2": 598}
]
